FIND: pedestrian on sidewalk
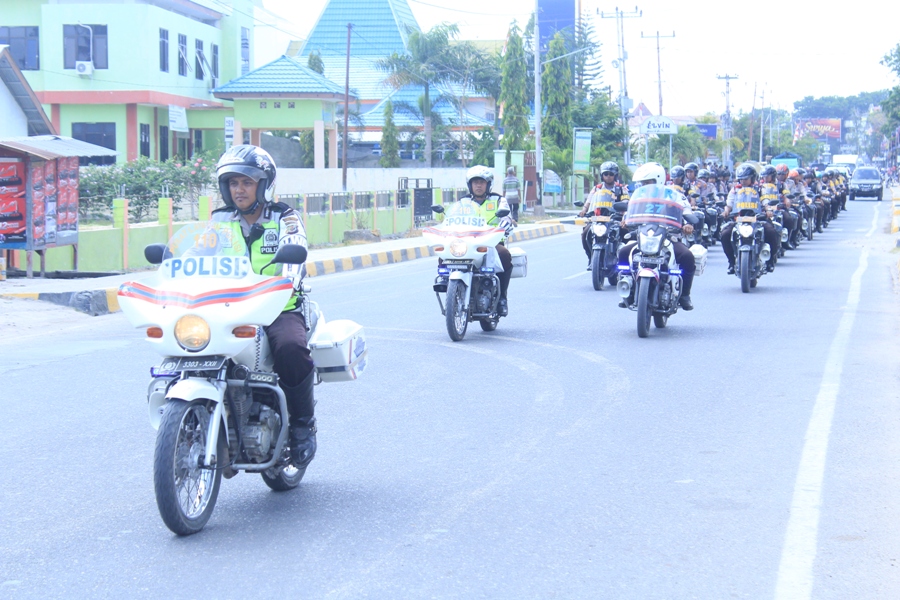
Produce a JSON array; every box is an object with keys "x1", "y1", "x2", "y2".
[{"x1": 502, "y1": 166, "x2": 521, "y2": 223}]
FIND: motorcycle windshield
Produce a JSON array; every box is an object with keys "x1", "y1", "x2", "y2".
[
  {"x1": 161, "y1": 221, "x2": 253, "y2": 280},
  {"x1": 423, "y1": 199, "x2": 504, "y2": 240},
  {"x1": 624, "y1": 184, "x2": 684, "y2": 229}
]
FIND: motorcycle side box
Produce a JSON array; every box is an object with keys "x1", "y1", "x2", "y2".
[
  {"x1": 509, "y1": 246, "x2": 527, "y2": 278},
  {"x1": 689, "y1": 244, "x2": 708, "y2": 276},
  {"x1": 309, "y1": 319, "x2": 368, "y2": 382}
]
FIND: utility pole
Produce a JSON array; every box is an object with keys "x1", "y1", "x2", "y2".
[
  {"x1": 601, "y1": 6, "x2": 641, "y2": 166},
  {"x1": 341, "y1": 23, "x2": 352, "y2": 191},
  {"x1": 534, "y1": 0, "x2": 542, "y2": 207},
  {"x1": 717, "y1": 74, "x2": 737, "y2": 166},
  {"x1": 640, "y1": 30, "x2": 674, "y2": 116},
  {"x1": 759, "y1": 88, "x2": 765, "y2": 162}
]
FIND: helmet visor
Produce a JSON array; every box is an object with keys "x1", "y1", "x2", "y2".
[{"x1": 218, "y1": 164, "x2": 265, "y2": 182}]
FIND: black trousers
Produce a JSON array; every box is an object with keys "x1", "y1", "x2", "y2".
[
  {"x1": 720, "y1": 221, "x2": 779, "y2": 267},
  {"x1": 497, "y1": 243, "x2": 512, "y2": 298},
  {"x1": 509, "y1": 202, "x2": 520, "y2": 222},
  {"x1": 265, "y1": 310, "x2": 314, "y2": 388}
]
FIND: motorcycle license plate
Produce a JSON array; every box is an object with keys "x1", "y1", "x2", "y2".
[
  {"x1": 640, "y1": 256, "x2": 665, "y2": 265},
  {"x1": 159, "y1": 355, "x2": 227, "y2": 372},
  {"x1": 592, "y1": 215, "x2": 611, "y2": 222},
  {"x1": 737, "y1": 216, "x2": 757, "y2": 223},
  {"x1": 596, "y1": 201, "x2": 613, "y2": 208}
]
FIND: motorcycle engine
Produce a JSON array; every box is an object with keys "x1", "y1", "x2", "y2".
[
  {"x1": 476, "y1": 278, "x2": 495, "y2": 313},
  {"x1": 241, "y1": 404, "x2": 281, "y2": 463}
]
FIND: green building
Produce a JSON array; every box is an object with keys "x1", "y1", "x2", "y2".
[{"x1": 0, "y1": 0, "x2": 258, "y2": 163}]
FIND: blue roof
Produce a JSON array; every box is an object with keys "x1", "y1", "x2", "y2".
[
  {"x1": 300, "y1": 0, "x2": 420, "y2": 58},
  {"x1": 214, "y1": 55, "x2": 348, "y2": 97},
  {"x1": 317, "y1": 55, "x2": 392, "y2": 101},
  {"x1": 360, "y1": 85, "x2": 492, "y2": 130}
]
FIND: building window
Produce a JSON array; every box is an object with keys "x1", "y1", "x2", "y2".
[
  {"x1": 274, "y1": 102, "x2": 281, "y2": 109},
  {"x1": 260, "y1": 102, "x2": 266, "y2": 109},
  {"x1": 193, "y1": 129, "x2": 202, "y2": 153},
  {"x1": 72, "y1": 122, "x2": 116, "y2": 165},
  {"x1": 140, "y1": 124, "x2": 150, "y2": 158},
  {"x1": 63, "y1": 24, "x2": 107, "y2": 69},
  {"x1": 159, "y1": 126, "x2": 169, "y2": 161},
  {"x1": 0, "y1": 27, "x2": 40, "y2": 70},
  {"x1": 241, "y1": 27, "x2": 250, "y2": 75},
  {"x1": 178, "y1": 34, "x2": 188, "y2": 76},
  {"x1": 159, "y1": 28, "x2": 168, "y2": 72},
  {"x1": 194, "y1": 39, "x2": 204, "y2": 80},
  {"x1": 211, "y1": 44, "x2": 218, "y2": 83},
  {"x1": 288, "y1": 102, "x2": 295, "y2": 109}
]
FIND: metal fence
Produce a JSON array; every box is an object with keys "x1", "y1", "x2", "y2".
[
  {"x1": 305, "y1": 193, "x2": 328, "y2": 214},
  {"x1": 353, "y1": 192, "x2": 373, "y2": 210},
  {"x1": 442, "y1": 188, "x2": 468, "y2": 202},
  {"x1": 331, "y1": 192, "x2": 351, "y2": 212},
  {"x1": 375, "y1": 191, "x2": 393, "y2": 208}
]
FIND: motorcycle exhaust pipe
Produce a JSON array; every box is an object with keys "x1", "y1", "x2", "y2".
[
  {"x1": 617, "y1": 275, "x2": 633, "y2": 298},
  {"x1": 781, "y1": 229, "x2": 788, "y2": 242},
  {"x1": 760, "y1": 243, "x2": 772, "y2": 263}
]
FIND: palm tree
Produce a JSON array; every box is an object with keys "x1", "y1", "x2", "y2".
[{"x1": 377, "y1": 23, "x2": 460, "y2": 167}]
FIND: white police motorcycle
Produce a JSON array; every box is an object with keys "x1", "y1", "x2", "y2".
[{"x1": 118, "y1": 223, "x2": 366, "y2": 535}]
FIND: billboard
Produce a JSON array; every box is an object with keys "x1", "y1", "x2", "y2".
[
  {"x1": 0, "y1": 156, "x2": 78, "y2": 250},
  {"x1": 795, "y1": 118, "x2": 842, "y2": 142},
  {"x1": 573, "y1": 129, "x2": 592, "y2": 173},
  {"x1": 538, "y1": 0, "x2": 576, "y2": 51},
  {"x1": 693, "y1": 124, "x2": 718, "y2": 140}
]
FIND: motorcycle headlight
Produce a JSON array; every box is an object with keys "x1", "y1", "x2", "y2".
[
  {"x1": 175, "y1": 315, "x2": 211, "y2": 352},
  {"x1": 449, "y1": 239, "x2": 468, "y2": 257},
  {"x1": 638, "y1": 230, "x2": 662, "y2": 254},
  {"x1": 592, "y1": 224, "x2": 608, "y2": 237},
  {"x1": 873, "y1": 184, "x2": 881, "y2": 189},
  {"x1": 850, "y1": 184, "x2": 859, "y2": 189},
  {"x1": 738, "y1": 224, "x2": 754, "y2": 238}
]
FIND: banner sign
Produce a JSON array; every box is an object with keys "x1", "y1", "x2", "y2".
[
  {"x1": 169, "y1": 105, "x2": 189, "y2": 133},
  {"x1": 573, "y1": 129, "x2": 592, "y2": 173},
  {"x1": 0, "y1": 156, "x2": 78, "y2": 250},
  {"x1": 693, "y1": 124, "x2": 718, "y2": 139},
  {"x1": 794, "y1": 118, "x2": 841, "y2": 141},
  {"x1": 639, "y1": 116, "x2": 677, "y2": 135}
]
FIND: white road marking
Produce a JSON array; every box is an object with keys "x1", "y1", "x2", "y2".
[
  {"x1": 866, "y1": 204, "x2": 880, "y2": 237},
  {"x1": 564, "y1": 270, "x2": 590, "y2": 279},
  {"x1": 774, "y1": 246, "x2": 869, "y2": 600}
]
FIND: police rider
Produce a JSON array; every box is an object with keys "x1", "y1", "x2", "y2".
[
  {"x1": 213, "y1": 145, "x2": 318, "y2": 471},
  {"x1": 720, "y1": 163, "x2": 780, "y2": 274},
  {"x1": 460, "y1": 165, "x2": 515, "y2": 316},
  {"x1": 578, "y1": 161, "x2": 629, "y2": 268},
  {"x1": 616, "y1": 161, "x2": 698, "y2": 310}
]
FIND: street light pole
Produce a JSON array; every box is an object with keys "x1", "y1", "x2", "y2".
[
  {"x1": 534, "y1": 0, "x2": 542, "y2": 207},
  {"x1": 717, "y1": 74, "x2": 738, "y2": 166},
  {"x1": 640, "y1": 30, "x2": 675, "y2": 117},
  {"x1": 341, "y1": 23, "x2": 352, "y2": 192}
]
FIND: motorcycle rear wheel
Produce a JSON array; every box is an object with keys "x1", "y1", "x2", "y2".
[
  {"x1": 479, "y1": 317, "x2": 498, "y2": 331},
  {"x1": 262, "y1": 463, "x2": 306, "y2": 491},
  {"x1": 740, "y1": 253, "x2": 751, "y2": 293},
  {"x1": 154, "y1": 399, "x2": 224, "y2": 536},
  {"x1": 445, "y1": 280, "x2": 469, "y2": 342},
  {"x1": 591, "y1": 249, "x2": 604, "y2": 290},
  {"x1": 636, "y1": 279, "x2": 651, "y2": 338}
]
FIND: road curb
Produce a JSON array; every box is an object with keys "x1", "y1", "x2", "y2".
[{"x1": 2, "y1": 224, "x2": 567, "y2": 316}]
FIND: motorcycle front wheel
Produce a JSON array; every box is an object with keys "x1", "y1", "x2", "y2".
[
  {"x1": 591, "y1": 249, "x2": 604, "y2": 290},
  {"x1": 636, "y1": 279, "x2": 652, "y2": 338},
  {"x1": 154, "y1": 399, "x2": 225, "y2": 536},
  {"x1": 740, "y1": 252, "x2": 751, "y2": 294},
  {"x1": 479, "y1": 317, "x2": 498, "y2": 331},
  {"x1": 445, "y1": 279, "x2": 469, "y2": 342}
]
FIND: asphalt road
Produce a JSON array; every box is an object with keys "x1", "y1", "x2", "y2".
[{"x1": 2, "y1": 196, "x2": 900, "y2": 599}]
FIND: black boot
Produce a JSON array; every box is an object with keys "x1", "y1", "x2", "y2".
[{"x1": 282, "y1": 370, "x2": 317, "y2": 469}]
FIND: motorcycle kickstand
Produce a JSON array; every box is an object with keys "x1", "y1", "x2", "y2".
[{"x1": 435, "y1": 292, "x2": 446, "y2": 316}]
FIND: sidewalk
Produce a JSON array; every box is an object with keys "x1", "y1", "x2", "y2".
[{"x1": 0, "y1": 222, "x2": 567, "y2": 315}]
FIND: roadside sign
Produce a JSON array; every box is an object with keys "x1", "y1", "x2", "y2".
[{"x1": 640, "y1": 116, "x2": 677, "y2": 135}]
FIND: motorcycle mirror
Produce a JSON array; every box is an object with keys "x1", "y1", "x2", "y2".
[
  {"x1": 144, "y1": 243, "x2": 171, "y2": 265},
  {"x1": 690, "y1": 193, "x2": 700, "y2": 198},
  {"x1": 495, "y1": 209, "x2": 511, "y2": 218},
  {"x1": 612, "y1": 201, "x2": 629, "y2": 212},
  {"x1": 263, "y1": 244, "x2": 308, "y2": 272},
  {"x1": 431, "y1": 205, "x2": 445, "y2": 214},
  {"x1": 768, "y1": 200, "x2": 779, "y2": 206},
  {"x1": 574, "y1": 201, "x2": 584, "y2": 207}
]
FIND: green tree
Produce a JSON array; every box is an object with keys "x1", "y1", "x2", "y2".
[
  {"x1": 574, "y1": 13, "x2": 603, "y2": 93},
  {"x1": 379, "y1": 100, "x2": 401, "y2": 168},
  {"x1": 500, "y1": 22, "x2": 529, "y2": 161},
  {"x1": 542, "y1": 32, "x2": 572, "y2": 151},
  {"x1": 469, "y1": 126, "x2": 496, "y2": 167},
  {"x1": 307, "y1": 51, "x2": 324, "y2": 75},
  {"x1": 378, "y1": 23, "x2": 460, "y2": 168},
  {"x1": 647, "y1": 126, "x2": 706, "y2": 166},
  {"x1": 571, "y1": 89, "x2": 626, "y2": 177}
]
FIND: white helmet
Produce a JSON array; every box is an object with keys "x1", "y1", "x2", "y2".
[
  {"x1": 632, "y1": 162, "x2": 666, "y2": 185},
  {"x1": 466, "y1": 165, "x2": 494, "y2": 195}
]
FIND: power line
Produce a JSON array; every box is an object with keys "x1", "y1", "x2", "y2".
[{"x1": 407, "y1": 0, "x2": 523, "y2": 17}]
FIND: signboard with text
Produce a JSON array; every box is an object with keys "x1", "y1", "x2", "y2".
[
  {"x1": 639, "y1": 116, "x2": 678, "y2": 135},
  {"x1": 573, "y1": 129, "x2": 592, "y2": 174},
  {"x1": 795, "y1": 118, "x2": 842, "y2": 141}
]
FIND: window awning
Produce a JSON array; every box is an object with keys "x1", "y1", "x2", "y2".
[{"x1": 0, "y1": 135, "x2": 119, "y2": 160}]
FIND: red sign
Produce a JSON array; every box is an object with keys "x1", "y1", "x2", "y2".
[
  {"x1": 796, "y1": 118, "x2": 842, "y2": 141},
  {"x1": 0, "y1": 161, "x2": 26, "y2": 245}
]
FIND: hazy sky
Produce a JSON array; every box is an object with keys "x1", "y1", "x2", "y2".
[{"x1": 260, "y1": 0, "x2": 899, "y2": 118}]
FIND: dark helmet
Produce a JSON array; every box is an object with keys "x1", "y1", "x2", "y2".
[
  {"x1": 600, "y1": 161, "x2": 619, "y2": 177},
  {"x1": 684, "y1": 162, "x2": 700, "y2": 174},
  {"x1": 670, "y1": 165, "x2": 685, "y2": 180},
  {"x1": 216, "y1": 145, "x2": 277, "y2": 214},
  {"x1": 735, "y1": 163, "x2": 757, "y2": 180},
  {"x1": 698, "y1": 168, "x2": 711, "y2": 180},
  {"x1": 761, "y1": 165, "x2": 777, "y2": 178}
]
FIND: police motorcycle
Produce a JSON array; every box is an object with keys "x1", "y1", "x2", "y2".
[
  {"x1": 117, "y1": 223, "x2": 367, "y2": 535},
  {"x1": 574, "y1": 196, "x2": 626, "y2": 291},
  {"x1": 729, "y1": 192, "x2": 774, "y2": 293},
  {"x1": 615, "y1": 185, "x2": 704, "y2": 338},
  {"x1": 425, "y1": 200, "x2": 526, "y2": 341}
]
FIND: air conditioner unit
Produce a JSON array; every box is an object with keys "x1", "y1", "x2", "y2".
[{"x1": 75, "y1": 61, "x2": 93, "y2": 76}]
